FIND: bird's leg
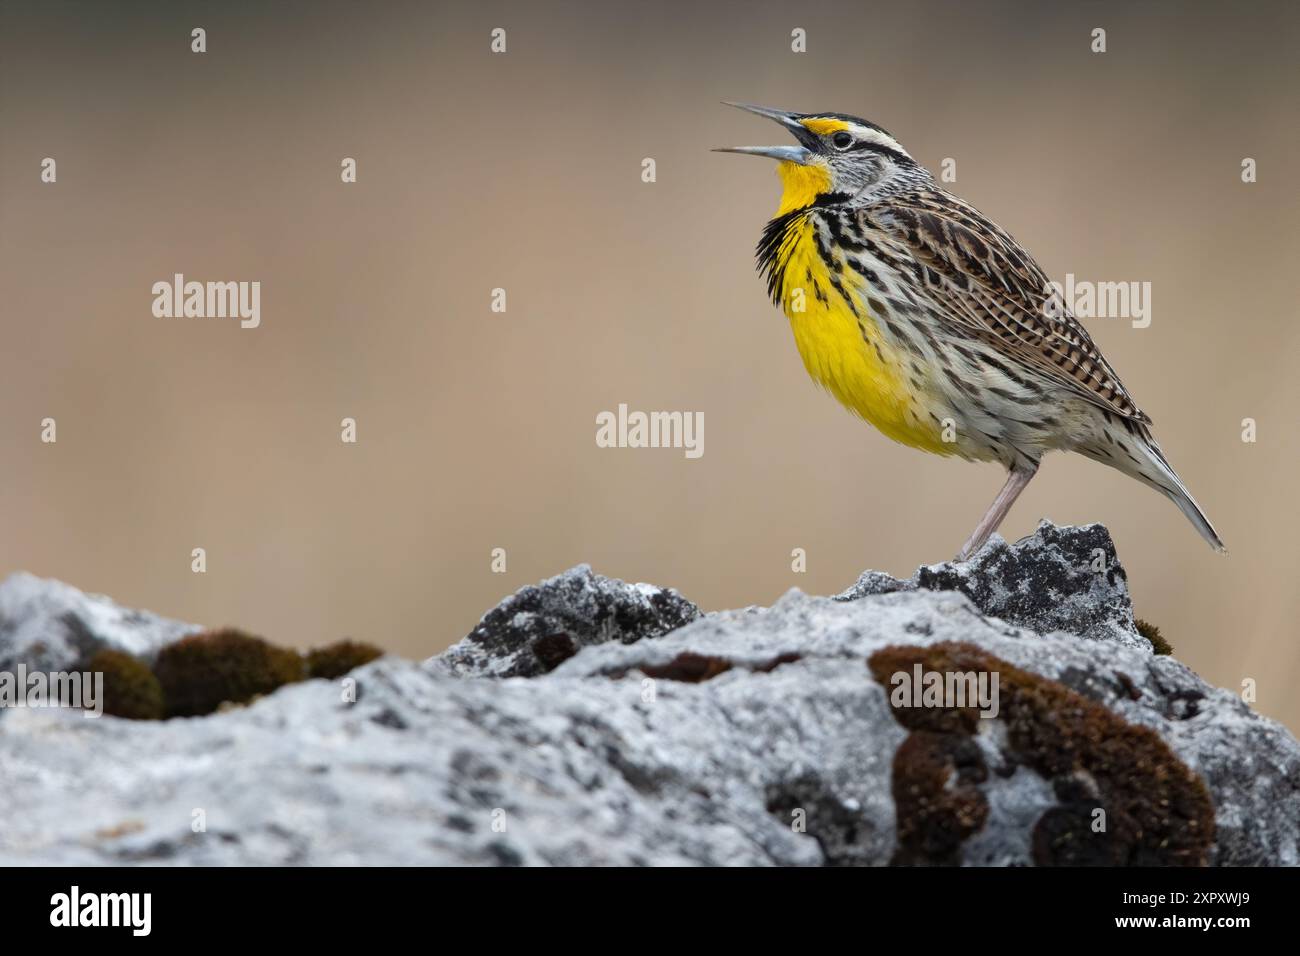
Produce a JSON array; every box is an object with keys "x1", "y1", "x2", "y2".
[{"x1": 955, "y1": 462, "x2": 1039, "y2": 562}]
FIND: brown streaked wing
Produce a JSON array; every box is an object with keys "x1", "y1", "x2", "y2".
[{"x1": 858, "y1": 190, "x2": 1150, "y2": 424}]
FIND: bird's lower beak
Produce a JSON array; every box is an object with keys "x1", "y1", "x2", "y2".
[
  {"x1": 713, "y1": 102, "x2": 815, "y2": 165},
  {"x1": 712, "y1": 144, "x2": 814, "y2": 164}
]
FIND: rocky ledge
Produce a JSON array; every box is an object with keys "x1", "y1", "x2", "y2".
[{"x1": 0, "y1": 521, "x2": 1295, "y2": 866}]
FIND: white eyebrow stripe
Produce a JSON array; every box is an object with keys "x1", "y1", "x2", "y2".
[{"x1": 853, "y1": 125, "x2": 908, "y2": 155}]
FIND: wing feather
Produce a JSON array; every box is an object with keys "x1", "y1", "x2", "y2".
[{"x1": 859, "y1": 191, "x2": 1150, "y2": 423}]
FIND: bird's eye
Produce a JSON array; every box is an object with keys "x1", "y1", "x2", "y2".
[{"x1": 831, "y1": 131, "x2": 854, "y2": 150}]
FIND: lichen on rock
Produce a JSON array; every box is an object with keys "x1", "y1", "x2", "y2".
[
  {"x1": 0, "y1": 523, "x2": 1295, "y2": 866},
  {"x1": 431, "y1": 564, "x2": 702, "y2": 678},
  {"x1": 838, "y1": 520, "x2": 1144, "y2": 648}
]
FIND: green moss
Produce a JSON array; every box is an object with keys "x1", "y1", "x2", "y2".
[
  {"x1": 306, "y1": 639, "x2": 383, "y2": 680},
  {"x1": 86, "y1": 649, "x2": 164, "y2": 720},
  {"x1": 1136, "y1": 619, "x2": 1172, "y2": 656},
  {"x1": 869, "y1": 641, "x2": 1214, "y2": 866},
  {"x1": 154, "y1": 628, "x2": 304, "y2": 718}
]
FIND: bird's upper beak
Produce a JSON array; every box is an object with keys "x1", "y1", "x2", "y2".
[{"x1": 713, "y1": 102, "x2": 816, "y2": 165}]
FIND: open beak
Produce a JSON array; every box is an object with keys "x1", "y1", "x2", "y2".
[{"x1": 713, "y1": 101, "x2": 815, "y2": 165}]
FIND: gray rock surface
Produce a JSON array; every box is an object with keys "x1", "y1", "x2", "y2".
[
  {"x1": 0, "y1": 572, "x2": 199, "y2": 672},
  {"x1": 837, "y1": 520, "x2": 1144, "y2": 648},
  {"x1": 0, "y1": 525, "x2": 1295, "y2": 866},
  {"x1": 432, "y1": 564, "x2": 701, "y2": 678}
]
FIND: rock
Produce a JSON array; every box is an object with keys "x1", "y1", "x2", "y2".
[
  {"x1": 431, "y1": 564, "x2": 702, "y2": 678},
  {"x1": 837, "y1": 520, "x2": 1144, "y2": 649},
  {"x1": 0, "y1": 572, "x2": 198, "y2": 674},
  {"x1": 0, "y1": 524, "x2": 1295, "y2": 866}
]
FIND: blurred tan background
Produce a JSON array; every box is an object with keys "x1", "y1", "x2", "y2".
[{"x1": 1, "y1": 1, "x2": 1297, "y2": 732}]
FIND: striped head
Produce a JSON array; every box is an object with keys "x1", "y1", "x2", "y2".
[{"x1": 715, "y1": 102, "x2": 931, "y2": 212}]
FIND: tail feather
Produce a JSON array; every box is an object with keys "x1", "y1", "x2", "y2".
[
  {"x1": 1074, "y1": 420, "x2": 1225, "y2": 552},
  {"x1": 1127, "y1": 429, "x2": 1226, "y2": 552}
]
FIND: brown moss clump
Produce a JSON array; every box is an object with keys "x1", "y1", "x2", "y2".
[
  {"x1": 868, "y1": 641, "x2": 1214, "y2": 866},
  {"x1": 306, "y1": 639, "x2": 383, "y2": 680},
  {"x1": 641, "y1": 652, "x2": 734, "y2": 682},
  {"x1": 890, "y1": 731, "x2": 989, "y2": 865},
  {"x1": 601, "y1": 651, "x2": 801, "y2": 683},
  {"x1": 86, "y1": 649, "x2": 164, "y2": 720},
  {"x1": 154, "y1": 628, "x2": 304, "y2": 718},
  {"x1": 1135, "y1": 619, "x2": 1173, "y2": 656}
]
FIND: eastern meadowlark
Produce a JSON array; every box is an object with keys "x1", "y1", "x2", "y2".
[{"x1": 717, "y1": 102, "x2": 1224, "y2": 560}]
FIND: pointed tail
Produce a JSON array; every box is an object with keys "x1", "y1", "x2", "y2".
[
  {"x1": 1131, "y1": 429, "x2": 1227, "y2": 553},
  {"x1": 1076, "y1": 420, "x2": 1226, "y2": 552}
]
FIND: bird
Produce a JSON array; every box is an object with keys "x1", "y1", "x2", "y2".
[{"x1": 716, "y1": 102, "x2": 1224, "y2": 560}]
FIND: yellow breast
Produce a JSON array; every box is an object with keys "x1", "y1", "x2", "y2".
[{"x1": 773, "y1": 199, "x2": 951, "y2": 456}]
